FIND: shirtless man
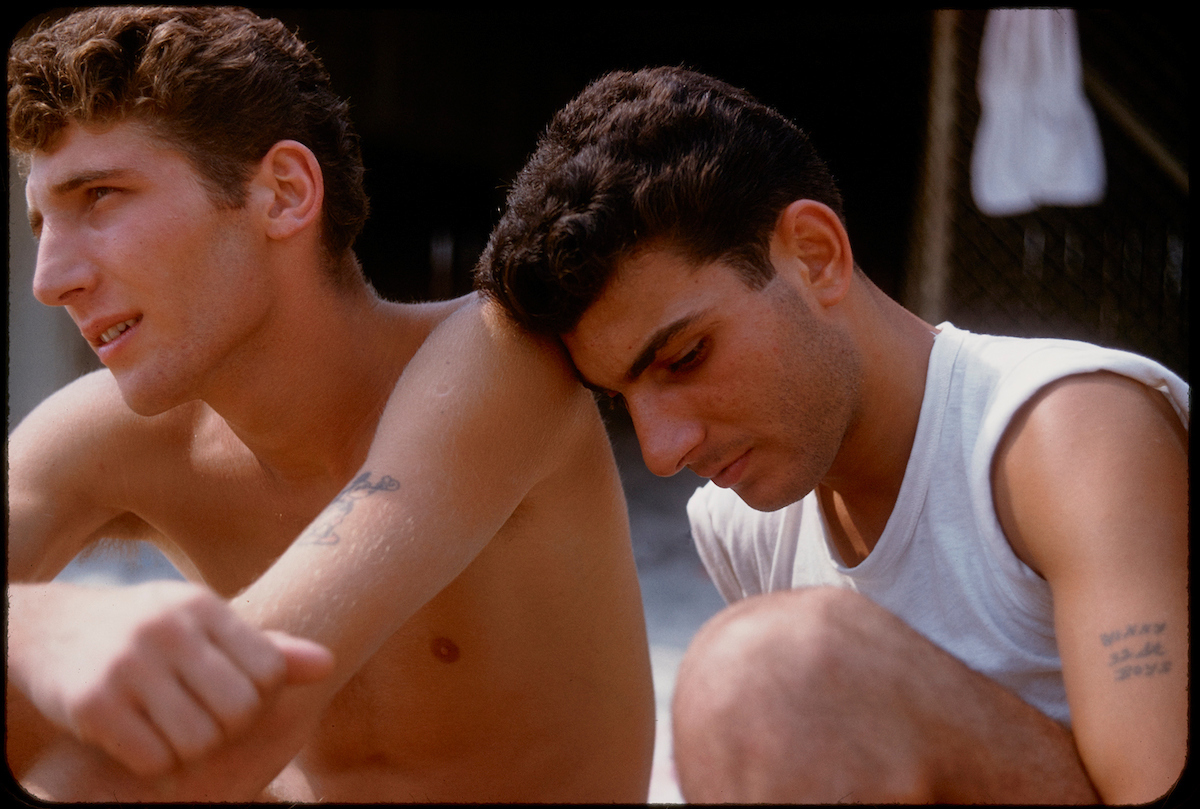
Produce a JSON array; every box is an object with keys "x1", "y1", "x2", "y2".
[
  {"x1": 476, "y1": 67, "x2": 1188, "y2": 803},
  {"x1": 5, "y1": 8, "x2": 653, "y2": 801}
]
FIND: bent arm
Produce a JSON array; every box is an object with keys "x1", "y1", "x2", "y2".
[
  {"x1": 6, "y1": 370, "x2": 132, "y2": 583},
  {"x1": 235, "y1": 296, "x2": 593, "y2": 683},
  {"x1": 5, "y1": 374, "x2": 331, "y2": 796},
  {"x1": 993, "y1": 371, "x2": 1188, "y2": 804},
  {"x1": 8, "y1": 298, "x2": 599, "y2": 800},
  {"x1": 92, "y1": 297, "x2": 598, "y2": 800},
  {"x1": 7, "y1": 372, "x2": 158, "y2": 776}
]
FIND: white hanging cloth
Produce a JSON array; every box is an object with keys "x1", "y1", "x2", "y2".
[{"x1": 971, "y1": 9, "x2": 1106, "y2": 217}]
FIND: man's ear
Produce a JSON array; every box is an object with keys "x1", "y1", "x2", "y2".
[
  {"x1": 773, "y1": 199, "x2": 854, "y2": 307},
  {"x1": 251, "y1": 140, "x2": 324, "y2": 241}
]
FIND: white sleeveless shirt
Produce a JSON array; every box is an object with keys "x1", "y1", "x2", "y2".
[{"x1": 687, "y1": 323, "x2": 1189, "y2": 725}]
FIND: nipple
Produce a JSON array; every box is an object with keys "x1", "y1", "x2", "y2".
[{"x1": 431, "y1": 636, "x2": 460, "y2": 663}]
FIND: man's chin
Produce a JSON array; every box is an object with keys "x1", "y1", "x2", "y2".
[
  {"x1": 112, "y1": 374, "x2": 188, "y2": 417},
  {"x1": 731, "y1": 480, "x2": 810, "y2": 514}
]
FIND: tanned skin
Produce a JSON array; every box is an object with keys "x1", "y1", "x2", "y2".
[
  {"x1": 7, "y1": 119, "x2": 655, "y2": 802},
  {"x1": 562, "y1": 200, "x2": 1185, "y2": 803}
]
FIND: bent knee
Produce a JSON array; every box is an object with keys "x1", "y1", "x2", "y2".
[
  {"x1": 673, "y1": 588, "x2": 872, "y2": 734},
  {"x1": 671, "y1": 588, "x2": 937, "y2": 802},
  {"x1": 679, "y1": 587, "x2": 874, "y2": 682}
]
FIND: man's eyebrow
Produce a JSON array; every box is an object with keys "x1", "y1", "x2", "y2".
[
  {"x1": 28, "y1": 168, "x2": 135, "y2": 234},
  {"x1": 50, "y1": 167, "x2": 133, "y2": 196},
  {"x1": 626, "y1": 315, "x2": 699, "y2": 382}
]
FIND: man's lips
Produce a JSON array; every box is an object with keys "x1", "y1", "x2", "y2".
[
  {"x1": 83, "y1": 315, "x2": 141, "y2": 347},
  {"x1": 708, "y1": 451, "x2": 750, "y2": 489}
]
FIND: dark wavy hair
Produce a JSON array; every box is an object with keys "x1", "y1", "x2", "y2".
[
  {"x1": 476, "y1": 66, "x2": 845, "y2": 335},
  {"x1": 8, "y1": 6, "x2": 369, "y2": 282}
]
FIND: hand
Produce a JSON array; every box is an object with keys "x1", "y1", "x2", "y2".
[
  {"x1": 20, "y1": 689, "x2": 321, "y2": 803},
  {"x1": 7, "y1": 580, "x2": 334, "y2": 778}
]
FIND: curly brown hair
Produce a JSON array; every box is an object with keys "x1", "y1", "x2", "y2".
[
  {"x1": 475, "y1": 67, "x2": 846, "y2": 336},
  {"x1": 8, "y1": 6, "x2": 369, "y2": 279}
]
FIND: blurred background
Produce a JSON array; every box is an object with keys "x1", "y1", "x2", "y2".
[{"x1": 6, "y1": 9, "x2": 1188, "y2": 803}]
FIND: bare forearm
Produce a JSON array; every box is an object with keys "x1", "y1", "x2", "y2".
[{"x1": 6, "y1": 579, "x2": 332, "y2": 795}]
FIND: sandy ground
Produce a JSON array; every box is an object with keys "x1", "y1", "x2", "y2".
[{"x1": 51, "y1": 416, "x2": 727, "y2": 803}]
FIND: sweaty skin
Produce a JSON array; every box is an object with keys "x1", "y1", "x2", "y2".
[
  {"x1": 7, "y1": 119, "x2": 654, "y2": 802},
  {"x1": 8, "y1": 297, "x2": 655, "y2": 802}
]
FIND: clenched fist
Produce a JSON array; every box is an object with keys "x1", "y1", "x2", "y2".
[{"x1": 7, "y1": 580, "x2": 333, "y2": 776}]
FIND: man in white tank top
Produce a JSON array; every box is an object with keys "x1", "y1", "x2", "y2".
[{"x1": 478, "y1": 66, "x2": 1188, "y2": 804}]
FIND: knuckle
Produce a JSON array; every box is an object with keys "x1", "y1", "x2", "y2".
[
  {"x1": 133, "y1": 611, "x2": 201, "y2": 653},
  {"x1": 106, "y1": 646, "x2": 147, "y2": 683},
  {"x1": 175, "y1": 718, "x2": 222, "y2": 761},
  {"x1": 222, "y1": 680, "x2": 263, "y2": 722}
]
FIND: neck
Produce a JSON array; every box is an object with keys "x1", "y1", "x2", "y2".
[
  {"x1": 201, "y1": 281, "x2": 411, "y2": 486},
  {"x1": 818, "y1": 279, "x2": 936, "y2": 564}
]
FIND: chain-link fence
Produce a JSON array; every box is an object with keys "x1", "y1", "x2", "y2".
[{"x1": 906, "y1": 10, "x2": 1187, "y2": 382}]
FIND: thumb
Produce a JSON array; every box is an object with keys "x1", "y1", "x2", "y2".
[{"x1": 264, "y1": 631, "x2": 336, "y2": 684}]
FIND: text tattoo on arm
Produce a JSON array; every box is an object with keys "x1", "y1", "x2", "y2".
[
  {"x1": 300, "y1": 472, "x2": 400, "y2": 546},
  {"x1": 1100, "y1": 622, "x2": 1173, "y2": 682}
]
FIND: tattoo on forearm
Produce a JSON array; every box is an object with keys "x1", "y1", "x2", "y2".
[
  {"x1": 1100, "y1": 622, "x2": 1173, "y2": 682},
  {"x1": 300, "y1": 471, "x2": 400, "y2": 546}
]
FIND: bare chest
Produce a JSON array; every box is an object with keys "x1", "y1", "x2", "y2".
[{"x1": 103, "y1": 423, "x2": 651, "y2": 800}]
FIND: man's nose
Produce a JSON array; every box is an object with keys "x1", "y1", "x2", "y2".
[
  {"x1": 628, "y1": 393, "x2": 703, "y2": 478},
  {"x1": 31, "y1": 226, "x2": 97, "y2": 306}
]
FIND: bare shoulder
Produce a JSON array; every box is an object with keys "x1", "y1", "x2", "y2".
[
  {"x1": 405, "y1": 294, "x2": 590, "y2": 421},
  {"x1": 994, "y1": 371, "x2": 1186, "y2": 485},
  {"x1": 991, "y1": 376, "x2": 1188, "y2": 804},
  {"x1": 387, "y1": 292, "x2": 579, "y2": 398},
  {"x1": 1003, "y1": 370, "x2": 1184, "y2": 446},
  {"x1": 992, "y1": 370, "x2": 1188, "y2": 578},
  {"x1": 10, "y1": 368, "x2": 204, "y2": 468},
  {"x1": 364, "y1": 293, "x2": 611, "y2": 531},
  {"x1": 403, "y1": 292, "x2": 476, "y2": 333},
  {"x1": 8, "y1": 369, "x2": 205, "y2": 580}
]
